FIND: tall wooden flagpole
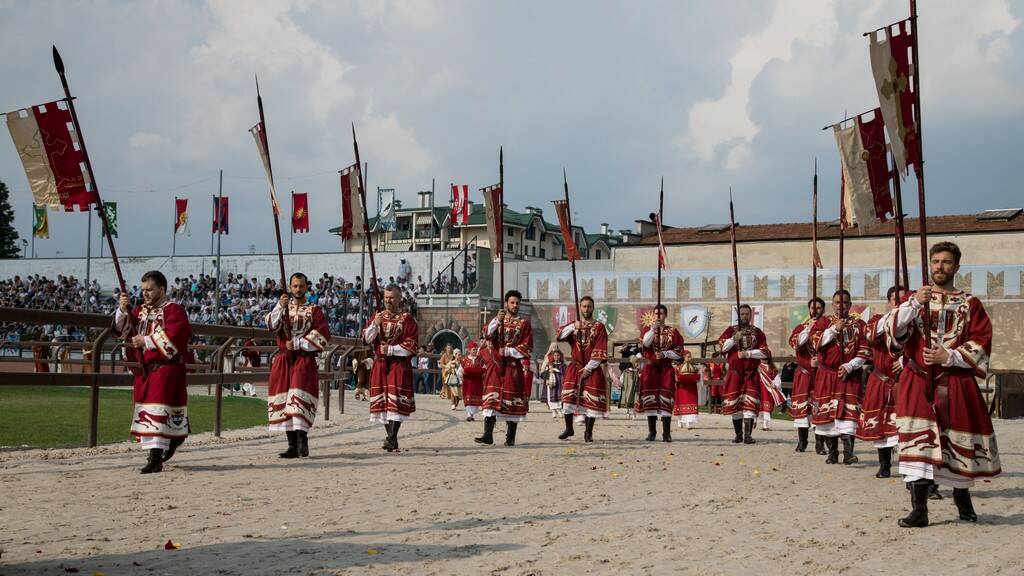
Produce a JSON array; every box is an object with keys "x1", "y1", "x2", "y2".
[
  {"x1": 728, "y1": 187, "x2": 744, "y2": 386},
  {"x1": 255, "y1": 76, "x2": 287, "y2": 291},
  {"x1": 812, "y1": 159, "x2": 819, "y2": 299},
  {"x1": 52, "y1": 46, "x2": 126, "y2": 294},
  {"x1": 892, "y1": 151, "x2": 910, "y2": 294},
  {"x1": 657, "y1": 177, "x2": 664, "y2": 309},
  {"x1": 563, "y1": 168, "x2": 580, "y2": 318},
  {"x1": 352, "y1": 124, "x2": 380, "y2": 311},
  {"x1": 839, "y1": 170, "x2": 847, "y2": 367},
  {"x1": 499, "y1": 147, "x2": 505, "y2": 301}
]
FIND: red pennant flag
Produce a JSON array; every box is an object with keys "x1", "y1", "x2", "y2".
[
  {"x1": 450, "y1": 184, "x2": 469, "y2": 227},
  {"x1": 5, "y1": 100, "x2": 97, "y2": 212},
  {"x1": 869, "y1": 19, "x2": 919, "y2": 178},
  {"x1": 553, "y1": 200, "x2": 581, "y2": 262},
  {"x1": 339, "y1": 163, "x2": 364, "y2": 240},
  {"x1": 655, "y1": 213, "x2": 669, "y2": 269},
  {"x1": 833, "y1": 109, "x2": 894, "y2": 232},
  {"x1": 212, "y1": 196, "x2": 229, "y2": 234},
  {"x1": 482, "y1": 184, "x2": 503, "y2": 262},
  {"x1": 292, "y1": 192, "x2": 309, "y2": 233},
  {"x1": 174, "y1": 198, "x2": 188, "y2": 234}
]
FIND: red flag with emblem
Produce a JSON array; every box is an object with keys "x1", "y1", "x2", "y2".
[
  {"x1": 292, "y1": 192, "x2": 309, "y2": 233},
  {"x1": 212, "y1": 196, "x2": 229, "y2": 234},
  {"x1": 174, "y1": 198, "x2": 188, "y2": 234},
  {"x1": 339, "y1": 163, "x2": 364, "y2": 240},
  {"x1": 553, "y1": 199, "x2": 581, "y2": 262},
  {"x1": 869, "y1": 19, "x2": 920, "y2": 178},
  {"x1": 450, "y1": 184, "x2": 469, "y2": 227},
  {"x1": 833, "y1": 109, "x2": 894, "y2": 232}
]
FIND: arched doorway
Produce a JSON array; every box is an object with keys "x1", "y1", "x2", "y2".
[{"x1": 430, "y1": 329, "x2": 464, "y2": 354}]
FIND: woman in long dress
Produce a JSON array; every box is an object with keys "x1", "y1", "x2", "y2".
[
  {"x1": 539, "y1": 345, "x2": 566, "y2": 418},
  {"x1": 445, "y1": 349, "x2": 463, "y2": 410}
]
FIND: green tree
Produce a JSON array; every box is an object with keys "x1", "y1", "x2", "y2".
[{"x1": 0, "y1": 179, "x2": 21, "y2": 258}]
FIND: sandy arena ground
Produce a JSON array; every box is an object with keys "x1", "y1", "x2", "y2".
[{"x1": 1, "y1": 392, "x2": 1021, "y2": 576}]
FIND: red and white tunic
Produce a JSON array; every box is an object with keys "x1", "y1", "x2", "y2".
[
  {"x1": 557, "y1": 319, "x2": 610, "y2": 418},
  {"x1": 636, "y1": 325, "x2": 684, "y2": 417},
  {"x1": 114, "y1": 301, "x2": 193, "y2": 451},
  {"x1": 265, "y1": 301, "x2": 329, "y2": 432},
  {"x1": 757, "y1": 360, "x2": 785, "y2": 426},
  {"x1": 458, "y1": 352, "x2": 487, "y2": 417},
  {"x1": 673, "y1": 353, "x2": 701, "y2": 425},
  {"x1": 787, "y1": 319, "x2": 817, "y2": 427},
  {"x1": 810, "y1": 314, "x2": 869, "y2": 436},
  {"x1": 887, "y1": 290, "x2": 1000, "y2": 487},
  {"x1": 718, "y1": 325, "x2": 769, "y2": 419},
  {"x1": 856, "y1": 314, "x2": 900, "y2": 447},
  {"x1": 363, "y1": 310, "x2": 419, "y2": 422},
  {"x1": 481, "y1": 313, "x2": 533, "y2": 422}
]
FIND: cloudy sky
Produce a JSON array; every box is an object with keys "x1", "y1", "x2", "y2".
[{"x1": 1, "y1": 0, "x2": 1020, "y2": 257}]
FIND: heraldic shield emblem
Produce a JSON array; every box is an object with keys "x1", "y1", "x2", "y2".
[{"x1": 680, "y1": 306, "x2": 708, "y2": 339}]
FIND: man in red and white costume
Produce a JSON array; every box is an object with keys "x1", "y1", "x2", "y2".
[
  {"x1": 887, "y1": 242, "x2": 1000, "y2": 528},
  {"x1": 757, "y1": 359, "x2": 785, "y2": 431},
  {"x1": 363, "y1": 284, "x2": 419, "y2": 452},
  {"x1": 475, "y1": 290, "x2": 533, "y2": 447},
  {"x1": 857, "y1": 285, "x2": 902, "y2": 478},
  {"x1": 556, "y1": 295, "x2": 609, "y2": 442},
  {"x1": 458, "y1": 341, "x2": 486, "y2": 421},
  {"x1": 637, "y1": 304, "x2": 683, "y2": 443},
  {"x1": 718, "y1": 304, "x2": 770, "y2": 445},
  {"x1": 672, "y1": 350, "x2": 701, "y2": 429},
  {"x1": 788, "y1": 297, "x2": 825, "y2": 453},
  {"x1": 265, "y1": 273, "x2": 329, "y2": 459},
  {"x1": 810, "y1": 290, "x2": 869, "y2": 465},
  {"x1": 114, "y1": 270, "x2": 192, "y2": 474}
]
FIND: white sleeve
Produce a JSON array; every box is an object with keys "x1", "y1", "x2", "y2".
[
  {"x1": 456, "y1": 365, "x2": 465, "y2": 378},
  {"x1": 798, "y1": 326, "x2": 811, "y2": 345},
  {"x1": 295, "y1": 336, "x2": 318, "y2": 352},
  {"x1": 942, "y1": 348, "x2": 971, "y2": 369},
  {"x1": 661, "y1": 350, "x2": 681, "y2": 360},
  {"x1": 841, "y1": 356, "x2": 867, "y2": 372},
  {"x1": 143, "y1": 335, "x2": 157, "y2": 350},
  {"x1": 720, "y1": 338, "x2": 735, "y2": 353},
  {"x1": 558, "y1": 324, "x2": 576, "y2": 339},
  {"x1": 114, "y1": 308, "x2": 129, "y2": 332},
  {"x1": 487, "y1": 317, "x2": 500, "y2": 337},
  {"x1": 584, "y1": 359, "x2": 601, "y2": 371},
  {"x1": 745, "y1": 349, "x2": 766, "y2": 360},
  {"x1": 363, "y1": 321, "x2": 379, "y2": 344},
  {"x1": 266, "y1": 303, "x2": 284, "y2": 331},
  {"x1": 641, "y1": 330, "x2": 655, "y2": 347},
  {"x1": 892, "y1": 298, "x2": 922, "y2": 338},
  {"x1": 388, "y1": 345, "x2": 412, "y2": 357},
  {"x1": 503, "y1": 346, "x2": 524, "y2": 359},
  {"x1": 819, "y1": 327, "x2": 836, "y2": 347}
]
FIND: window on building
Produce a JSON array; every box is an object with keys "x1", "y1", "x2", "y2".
[
  {"x1": 525, "y1": 224, "x2": 536, "y2": 240},
  {"x1": 596, "y1": 249, "x2": 603, "y2": 259},
  {"x1": 507, "y1": 228, "x2": 514, "y2": 237},
  {"x1": 540, "y1": 247, "x2": 546, "y2": 258},
  {"x1": 506, "y1": 243, "x2": 513, "y2": 253}
]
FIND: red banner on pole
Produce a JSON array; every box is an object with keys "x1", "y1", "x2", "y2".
[
  {"x1": 450, "y1": 184, "x2": 469, "y2": 227},
  {"x1": 174, "y1": 198, "x2": 188, "y2": 234},
  {"x1": 553, "y1": 199, "x2": 581, "y2": 261},
  {"x1": 212, "y1": 196, "x2": 229, "y2": 234},
  {"x1": 339, "y1": 164, "x2": 363, "y2": 240},
  {"x1": 292, "y1": 192, "x2": 309, "y2": 233}
]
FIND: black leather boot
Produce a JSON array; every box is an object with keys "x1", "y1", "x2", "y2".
[
  {"x1": 280, "y1": 431, "x2": 299, "y2": 459},
  {"x1": 814, "y1": 433, "x2": 827, "y2": 455},
  {"x1": 390, "y1": 421, "x2": 402, "y2": 452},
  {"x1": 162, "y1": 437, "x2": 185, "y2": 462},
  {"x1": 875, "y1": 447, "x2": 892, "y2": 478},
  {"x1": 141, "y1": 448, "x2": 164, "y2": 474},
  {"x1": 504, "y1": 422, "x2": 518, "y2": 446},
  {"x1": 382, "y1": 422, "x2": 395, "y2": 451},
  {"x1": 661, "y1": 417, "x2": 672, "y2": 442},
  {"x1": 928, "y1": 483, "x2": 943, "y2": 500},
  {"x1": 953, "y1": 488, "x2": 978, "y2": 522},
  {"x1": 474, "y1": 416, "x2": 496, "y2": 445},
  {"x1": 742, "y1": 418, "x2": 756, "y2": 444},
  {"x1": 558, "y1": 414, "x2": 575, "y2": 440},
  {"x1": 841, "y1": 434, "x2": 858, "y2": 464},
  {"x1": 584, "y1": 417, "x2": 595, "y2": 442},
  {"x1": 297, "y1": 431, "x2": 309, "y2": 457},
  {"x1": 898, "y1": 480, "x2": 931, "y2": 528},
  {"x1": 732, "y1": 418, "x2": 743, "y2": 444},
  {"x1": 825, "y1": 437, "x2": 839, "y2": 464},
  {"x1": 795, "y1": 427, "x2": 808, "y2": 452},
  {"x1": 646, "y1": 416, "x2": 658, "y2": 441}
]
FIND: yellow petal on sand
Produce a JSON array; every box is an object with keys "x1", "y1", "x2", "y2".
[
  {"x1": 752, "y1": 469, "x2": 761, "y2": 476},
  {"x1": 367, "y1": 548, "x2": 380, "y2": 555}
]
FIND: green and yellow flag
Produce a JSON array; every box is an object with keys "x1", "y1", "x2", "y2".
[
  {"x1": 102, "y1": 201, "x2": 117, "y2": 237},
  {"x1": 32, "y1": 204, "x2": 49, "y2": 238}
]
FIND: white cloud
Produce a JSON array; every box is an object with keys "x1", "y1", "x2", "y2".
[
  {"x1": 683, "y1": 0, "x2": 837, "y2": 169},
  {"x1": 359, "y1": 99, "x2": 432, "y2": 178}
]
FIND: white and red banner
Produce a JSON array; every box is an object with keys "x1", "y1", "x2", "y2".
[
  {"x1": 249, "y1": 121, "x2": 281, "y2": 215},
  {"x1": 553, "y1": 199, "x2": 581, "y2": 262},
  {"x1": 869, "y1": 19, "x2": 919, "y2": 178},
  {"x1": 339, "y1": 163, "x2": 364, "y2": 240},
  {"x1": 832, "y1": 109, "x2": 894, "y2": 232},
  {"x1": 655, "y1": 213, "x2": 669, "y2": 269},
  {"x1": 174, "y1": 198, "x2": 188, "y2": 234},
  {"x1": 5, "y1": 100, "x2": 96, "y2": 211},
  {"x1": 482, "y1": 184, "x2": 503, "y2": 262},
  {"x1": 450, "y1": 184, "x2": 469, "y2": 226}
]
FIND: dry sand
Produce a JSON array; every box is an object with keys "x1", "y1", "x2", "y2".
[{"x1": 1, "y1": 392, "x2": 1021, "y2": 576}]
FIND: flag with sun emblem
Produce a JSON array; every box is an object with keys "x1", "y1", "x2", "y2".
[{"x1": 292, "y1": 192, "x2": 309, "y2": 234}]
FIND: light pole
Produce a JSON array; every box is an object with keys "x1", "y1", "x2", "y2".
[{"x1": 20, "y1": 239, "x2": 28, "y2": 258}]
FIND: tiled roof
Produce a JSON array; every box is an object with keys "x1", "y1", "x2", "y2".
[{"x1": 640, "y1": 213, "x2": 1024, "y2": 246}]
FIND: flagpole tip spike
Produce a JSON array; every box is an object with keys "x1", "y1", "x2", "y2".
[{"x1": 52, "y1": 45, "x2": 64, "y2": 74}]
